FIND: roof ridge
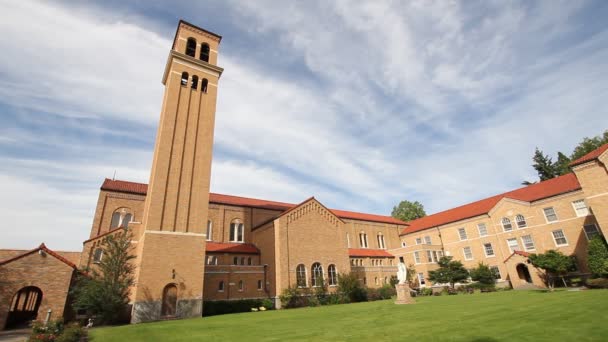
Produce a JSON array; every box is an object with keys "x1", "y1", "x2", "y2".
[
  {"x1": 569, "y1": 142, "x2": 608, "y2": 167},
  {"x1": 0, "y1": 243, "x2": 78, "y2": 269}
]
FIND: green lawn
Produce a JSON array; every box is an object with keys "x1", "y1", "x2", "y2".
[{"x1": 91, "y1": 290, "x2": 608, "y2": 341}]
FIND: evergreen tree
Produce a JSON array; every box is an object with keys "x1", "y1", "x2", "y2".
[
  {"x1": 554, "y1": 152, "x2": 571, "y2": 176},
  {"x1": 532, "y1": 148, "x2": 557, "y2": 181},
  {"x1": 469, "y1": 263, "x2": 497, "y2": 286},
  {"x1": 427, "y1": 256, "x2": 469, "y2": 289}
]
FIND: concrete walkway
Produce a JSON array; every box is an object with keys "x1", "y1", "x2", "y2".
[{"x1": 0, "y1": 329, "x2": 29, "y2": 342}]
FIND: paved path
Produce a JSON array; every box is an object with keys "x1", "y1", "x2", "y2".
[{"x1": 0, "y1": 329, "x2": 29, "y2": 342}]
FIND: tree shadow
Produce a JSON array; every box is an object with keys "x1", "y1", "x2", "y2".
[{"x1": 469, "y1": 337, "x2": 499, "y2": 342}]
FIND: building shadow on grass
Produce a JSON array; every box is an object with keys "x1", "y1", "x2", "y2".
[{"x1": 470, "y1": 337, "x2": 498, "y2": 342}]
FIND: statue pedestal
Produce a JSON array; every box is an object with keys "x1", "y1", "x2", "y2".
[{"x1": 395, "y1": 283, "x2": 415, "y2": 304}]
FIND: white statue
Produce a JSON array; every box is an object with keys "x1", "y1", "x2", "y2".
[{"x1": 397, "y1": 261, "x2": 407, "y2": 285}]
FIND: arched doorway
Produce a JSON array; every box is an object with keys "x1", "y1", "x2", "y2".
[
  {"x1": 5, "y1": 286, "x2": 43, "y2": 329},
  {"x1": 516, "y1": 263, "x2": 532, "y2": 284},
  {"x1": 160, "y1": 284, "x2": 177, "y2": 317}
]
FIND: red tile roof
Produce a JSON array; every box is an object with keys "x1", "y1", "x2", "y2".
[
  {"x1": 0, "y1": 243, "x2": 79, "y2": 269},
  {"x1": 206, "y1": 242, "x2": 260, "y2": 254},
  {"x1": 569, "y1": 143, "x2": 608, "y2": 167},
  {"x1": 504, "y1": 250, "x2": 531, "y2": 263},
  {"x1": 402, "y1": 173, "x2": 581, "y2": 235},
  {"x1": 348, "y1": 248, "x2": 394, "y2": 258},
  {"x1": 100, "y1": 179, "x2": 406, "y2": 225}
]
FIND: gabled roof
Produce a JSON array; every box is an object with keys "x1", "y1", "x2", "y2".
[
  {"x1": 569, "y1": 143, "x2": 608, "y2": 167},
  {"x1": 504, "y1": 250, "x2": 531, "y2": 263},
  {"x1": 206, "y1": 242, "x2": 260, "y2": 254},
  {"x1": 100, "y1": 179, "x2": 406, "y2": 225},
  {"x1": 348, "y1": 248, "x2": 394, "y2": 258},
  {"x1": 402, "y1": 173, "x2": 581, "y2": 235},
  {"x1": 0, "y1": 243, "x2": 79, "y2": 269}
]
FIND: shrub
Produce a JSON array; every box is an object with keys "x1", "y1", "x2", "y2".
[
  {"x1": 469, "y1": 263, "x2": 497, "y2": 286},
  {"x1": 337, "y1": 272, "x2": 367, "y2": 303},
  {"x1": 261, "y1": 298, "x2": 274, "y2": 310},
  {"x1": 203, "y1": 299, "x2": 265, "y2": 316},
  {"x1": 420, "y1": 287, "x2": 433, "y2": 296},
  {"x1": 56, "y1": 323, "x2": 85, "y2": 342},
  {"x1": 586, "y1": 278, "x2": 608, "y2": 289},
  {"x1": 588, "y1": 236, "x2": 608, "y2": 278},
  {"x1": 377, "y1": 284, "x2": 396, "y2": 299}
]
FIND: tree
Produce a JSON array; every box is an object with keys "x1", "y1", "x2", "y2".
[
  {"x1": 72, "y1": 229, "x2": 135, "y2": 324},
  {"x1": 427, "y1": 256, "x2": 469, "y2": 289},
  {"x1": 528, "y1": 250, "x2": 575, "y2": 291},
  {"x1": 532, "y1": 148, "x2": 557, "y2": 181},
  {"x1": 337, "y1": 272, "x2": 367, "y2": 303},
  {"x1": 570, "y1": 130, "x2": 608, "y2": 161},
  {"x1": 587, "y1": 236, "x2": 608, "y2": 278},
  {"x1": 406, "y1": 264, "x2": 417, "y2": 287},
  {"x1": 391, "y1": 200, "x2": 426, "y2": 222},
  {"x1": 469, "y1": 263, "x2": 496, "y2": 286},
  {"x1": 554, "y1": 152, "x2": 571, "y2": 176}
]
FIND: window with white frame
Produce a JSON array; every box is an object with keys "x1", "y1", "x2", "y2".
[
  {"x1": 437, "y1": 250, "x2": 444, "y2": 258},
  {"x1": 521, "y1": 235, "x2": 535, "y2": 251},
  {"x1": 206, "y1": 220, "x2": 212, "y2": 241},
  {"x1": 458, "y1": 228, "x2": 468, "y2": 240},
  {"x1": 359, "y1": 232, "x2": 368, "y2": 248},
  {"x1": 515, "y1": 214, "x2": 527, "y2": 229},
  {"x1": 296, "y1": 264, "x2": 307, "y2": 287},
  {"x1": 483, "y1": 243, "x2": 495, "y2": 257},
  {"x1": 311, "y1": 262, "x2": 323, "y2": 287},
  {"x1": 572, "y1": 200, "x2": 589, "y2": 217},
  {"x1": 426, "y1": 250, "x2": 433, "y2": 263},
  {"x1": 463, "y1": 246, "x2": 473, "y2": 260},
  {"x1": 477, "y1": 223, "x2": 488, "y2": 237},
  {"x1": 432, "y1": 251, "x2": 439, "y2": 263},
  {"x1": 328, "y1": 264, "x2": 337, "y2": 286},
  {"x1": 110, "y1": 208, "x2": 133, "y2": 229},
  {"x1": 92, "y1": 248, "x2": 103, "y2": 264},
  {"x1": 206, "y1": 255, "x2": 218, "y2": 265},
  {"x1": 544, "y1": 207, "x2": 558, "y2": 222},
  {"x1": 229, "y1": 219, "x2": 244, "y2": 242},
  {"x1": 506, "y1": 238, "x2": 520, "y2": 253},
  {"x1": 401, "y1": 242, "x2": 407, "y2": 247},
  {"x1": 415, "y1": 237, "x2": 423, "y2": 245},
  {"x1": 490, "y1": 266, "x2": 501, "y2": 279},
  {"x1": 502, "y1": 217, "x2": 513, "y2": 231},
  {"x1": 418, "y1": 272, "x2": 426, "y2": 286},
  {"x1": 552, "y1": 229, "x2": 568, "y2": 246},
  {"x1": 424, "y1": 236, "x2": 432, "y2": 245},
  {"x1": 583, "y1": 224, "x2": 601, "y2": 240},
  {"x1": 414, "y1": 251, "x2": 421, "y2": 264},
  {"x1": 377, "y1": 233, "x2": 386, "y2": 249}
]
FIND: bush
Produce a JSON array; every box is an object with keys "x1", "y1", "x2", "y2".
[
  {"x1": 586, "y1": 278, "x2": 608, "y2": 289},
  {"x1": 203, "y1": 299, "x2": 266, "y2": 316},
  {"x1": 377, "y1": 284, "x2": 396, "y2": 299},
  {"x1": 420, "y1": 287, "x2": 433, "y2": 296},
  {"x1": 337, "y1": 272, "x2": 367, "y2": 303},
  {"x1": 588, "y1": 236, "x2": 608, "y2": 278},
  {"x1": 470, "y1": 263, "x2": 497, "y2": 286},
  {"x1": 56, "y1": 323, "x2": 85, "y2": 342},
  {"x1": 261, "y1": 298, "x2": 274, "y2": 310}
]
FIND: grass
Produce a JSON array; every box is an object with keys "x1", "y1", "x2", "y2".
[{"x1": 91, "y1": 290, "x2": 608, "y2": 341}]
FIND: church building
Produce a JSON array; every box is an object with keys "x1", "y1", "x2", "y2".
[{"x1": 1, "y1": 20, "x2": 607, "y2": 330}]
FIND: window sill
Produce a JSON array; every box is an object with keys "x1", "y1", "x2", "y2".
[{"x1": 485, "y1": 255, "x2": 495, "y2": 258}]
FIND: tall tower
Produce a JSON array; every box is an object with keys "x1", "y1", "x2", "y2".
[{"x1": 131, "y1": 20, "x2": 223, "y2": 322}]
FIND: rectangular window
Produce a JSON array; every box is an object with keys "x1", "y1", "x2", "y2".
[
  {"x1": 432, "y1": 251, "x2": 439, "y2": 263},
  {"x1": 572, "y1": 199, "x2": 589, "y2": 217},
  {"x1": 506, "y1": 238, "x2": 520, "y2": 253},
  {"x1": 490, "y1": 266, "x2": 501, "y2": 279},
  {"x1": 424, "y1": 236, "x2": 432, "y2": 245},
  {"x1": 552, "y1": 229, "x2": 568, "y2": 246},
  {"x1": 418, "y1": 273, "x2": 426, "y2": 286},
  {"x1": 415, "y1": 237, "x2": 422, "y2": 245},
  {"x1": 257, "y1": 280, "x2": 263, "y2": 290},
  {"x1": 477, "y1": 223, "x2": 488, "y2": 237},
  {"x1": 483, "y1": 243, "x2": 495, "y2": 257},
  {"x1": 426, "y1": 250, "x2": 433, "y2": 263},
  {"x1": 463, "y1": 246, "x2": 473, "y2": 260},
  {"x1": 521, "y1": 235, "x2": 536, "y2": 251},
  {"x1": 458, "y1": 228, "x2": 468, "y2": 241},
  {"x1": 583, "y1": 224, "x2": 600, "y2": 240},
  {"x1": 377, "y1": 235, "x2": 386, "y2": 249},
  {"x1": 414, "y1": 251, "x2": 421, "y2": 264},
  {"x1": 437, "y1": 250, "x2": 444, "y2": 258},
  {"x1": 544, "y1": 207, "x2": 558, "y2": 222}
]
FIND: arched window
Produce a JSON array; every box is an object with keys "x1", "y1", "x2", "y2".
[
  {"x1": 375, "y1": 277, "x2": 378, "y2": 285},
  {"x1": 206, "y1": 220, "x2": 212, "y2": 241},
  {"x1": 248, "y1": 257, "x2": 252, "y2": 265},
  {"x1": 181, "y1": 72, "x2": 189, "y2": 86},
  {"x1": 359, "y1": 232, "x2": 368, "y2": 248},
  {"x1": 502, "y1": 217, "x2": 513, "y2": 231},
  {"x1": 7, "y1": 286, "x2": 43, "y2": 329},
  {"x1": 240, "y1": 257, "x2": 245, "y2": 265},
  {"x1": 121, "y1": 213, "x2": 132, "y2": 228},
  {"x1": 233, "y1": 257, "x2": 238, "y2": 265},
  {"x1": 92, "y1": 248, "x2": 103, "y2": 264},
  {"x1": 218, "y1": 281, "x2": 224, "y2": 292},
  {"x1": 201, "y1": 78, "x2": 208, "y2": 93},
  {"x1": 200, "y1": 43, "x2": 210, "y2": 62},
  {"x1": 516, "y1": 214, "x2": 527, "y2": 228},
  {"x1": 161, "y1": 284, "x2": 177, "y2": 317},
  {"x1": 377, "y1": 233, "x2": 386, "y2": 249},
  {"x1": 186, "y1": 38, "x2": 197, "y2": 57},
  {"x1": 191, "y1": 75, "x2": 199, "y2": 89},
  {"x1": 238, "y1": 280, "x2": 244, "y2": 291},
  {"x1": 110, "y1": 212, "x2": 121, "y2": 228},
  {"x1": 311, "y1": 262, "x2": 323, "y2": 287},
  {"x1": 328, "y1": 264, "x2": 337, "y2": 286},
  {"x1": 230, "y1": 220, "x2": 244, "y2": 242},
  {"x1": 296, "y1": 264, "x2": 307, "y2": 288}
]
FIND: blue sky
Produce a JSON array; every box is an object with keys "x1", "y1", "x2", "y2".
[{"x1": 1, "y1": 0, "x2": 607, "y2": 251}]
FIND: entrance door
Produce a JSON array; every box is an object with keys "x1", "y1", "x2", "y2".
[
  {"x1": 5, "y1": 287, "x2": 43, "y2": 329},
  {"x1": 516, "y1": 263, "x2": 533, "y2": 283},
  {"x1": 160, "y1": 284, "x2": 177, "y2": 317}
]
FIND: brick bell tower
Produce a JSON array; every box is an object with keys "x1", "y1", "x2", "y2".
[{"x1": 131, "y1": 20, "x2": 223, "y2": 323}]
